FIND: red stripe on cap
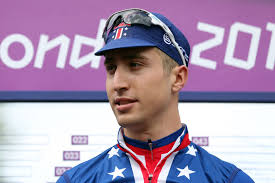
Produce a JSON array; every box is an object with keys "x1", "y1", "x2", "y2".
[
  {"x1": 114, "y1": 22, "x2": 131, "y2": 29},
  {"x1": 115, "y1": 28, "x2": 123, "y2": 39}
]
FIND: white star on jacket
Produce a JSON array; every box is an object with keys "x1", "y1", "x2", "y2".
[
  {"x1": 186, "y1": 145, "x2": 197, "y2": 156},
  {"x1": 108, "y1": 166, "x2": 126, "y2": 180},
  {"x1": 108, "y1": 147, "x2": 120, "y2": 158},
  {"x1": 177, "y1": 165, "x2": 195, "y2": 180}
]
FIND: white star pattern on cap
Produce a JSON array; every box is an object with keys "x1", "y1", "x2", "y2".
[
  {"x1": 108, "y1": 166, "x2": 126, "y2": 180},
  {"x1": 108, "y1": 147, "x2": 120, "y2": 158},
  {"x1": 177, "y1": 165, "x2": 195, "y2": 180},
  {"x1": 186, "y1": 145, "x2": 197, "y2": 156}
]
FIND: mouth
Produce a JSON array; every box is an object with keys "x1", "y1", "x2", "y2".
[{"x1": 114, "y1": 97, "x2": 137, "y2": 112}]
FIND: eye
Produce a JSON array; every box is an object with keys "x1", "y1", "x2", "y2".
[
  {"x1": 105, "y1": 64, "x2": 116, "y2": 74},
  {"x1": 129, "y1": 62, "x2": 141, "y2": 68}
]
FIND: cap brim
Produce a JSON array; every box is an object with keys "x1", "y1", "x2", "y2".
[{"x1": 95, "y1": 38, "x2": 156, "y2": 56}]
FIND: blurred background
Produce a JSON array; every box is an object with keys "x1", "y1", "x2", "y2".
[{"x1": 0, "y1": 0, "x2": 274, "y2": 182}]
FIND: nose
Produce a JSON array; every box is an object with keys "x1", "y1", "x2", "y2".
[{"x1": 113, "y1": 66, "x2": 129, "y2": 93}]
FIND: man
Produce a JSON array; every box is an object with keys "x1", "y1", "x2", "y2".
[{"x1": 57, "y1": 8, "x2": 254, "y2": 183}]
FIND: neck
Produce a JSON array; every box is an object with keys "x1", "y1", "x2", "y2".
[
  {"x1": 122, "y1": 95, "x2": 182, "y2": 141},
  {"x1": 123, "y1": 122, "x2": 183, "y2": 142},
  {"x1": 123, "y1": 108, "x2": 182, "y2": 142}
]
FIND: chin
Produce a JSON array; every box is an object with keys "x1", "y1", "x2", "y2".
[{"x1": 116, "y1": 115, "x2": 141, "y2": 128}]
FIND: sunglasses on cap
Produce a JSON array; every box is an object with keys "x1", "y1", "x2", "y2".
[{"x1": 102, "y1": 8, "x2": 188, "y2": 67}]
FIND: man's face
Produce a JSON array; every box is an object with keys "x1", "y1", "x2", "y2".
[{"x1": 104, "y1": 47, "x2": 174, "y2": 129}]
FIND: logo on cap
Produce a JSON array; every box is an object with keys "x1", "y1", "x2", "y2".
[
  {"x1": 163, "y1": 33, "x2": 172, "y2": 45},
  {"x1": 112, "y1": 22, "x2": 131, "y2": 40}
]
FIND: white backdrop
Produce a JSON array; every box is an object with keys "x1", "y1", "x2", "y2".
[{"x1": 0, "y1": 102, "x2": 274, "y2": 183}]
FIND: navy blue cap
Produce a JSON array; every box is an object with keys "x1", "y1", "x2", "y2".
[{"x1": 95, "y1": 12, "x2": 190, "y2": 66}]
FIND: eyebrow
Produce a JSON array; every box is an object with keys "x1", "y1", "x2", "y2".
[
  {"x1": 104, "y1": 57, "x2": 113, "y2": 65},
  {"x1": 104, "y1": 53, "x2": 147, "y2": 65},
  {"x1": 122, "y1": 54, "x2": 146, "y2": 60}
]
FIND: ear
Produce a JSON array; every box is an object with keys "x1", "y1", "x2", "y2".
[{"x1": 171, "y1": 65, "x2": 188, "y2": 93}]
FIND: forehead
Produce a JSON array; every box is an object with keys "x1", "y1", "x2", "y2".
[{"x1": 103, "y1": 47, "x2": 159, "y2": 60}]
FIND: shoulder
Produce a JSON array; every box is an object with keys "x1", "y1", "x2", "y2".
[
  {"x1": 56, "y1": 145, "x2": 116, "y2": 183},
  {"x1": 194, "y1": 143, "x2": 236, "y2": 171},
  {"x1": 192, "y1": 143, "x2": 254, "y2": 183},
  {"x1": 231, "y1": 170, "x2": 255, "y2": 183}
]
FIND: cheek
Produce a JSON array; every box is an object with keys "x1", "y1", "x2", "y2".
[
  {"x1": 139, "y1": 87, "x2": 170, "y2": 119},
  {"x1": 138, "y1": 76, "x2": 170, "y2": 103},
  {"x1": 105, "y1": 78, "x2": 112, "y2": 95},
  {"x1": 105, "y1": 80, "x2": 115, "y2": 109}
]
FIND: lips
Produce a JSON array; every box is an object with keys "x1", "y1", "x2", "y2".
[{"x1": 114, "y1": 97, "x2": 137, "y2": 112}]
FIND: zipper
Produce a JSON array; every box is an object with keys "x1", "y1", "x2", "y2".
[
  {"x1": 148, "y1": 139, "x2": 153, "y2": 182},
  {"x1": 148, "y1": 173, "x2": 153, "y2": 183},
  {"x1": 148, "y1": 139, "x2": 153, "y2": 160}
]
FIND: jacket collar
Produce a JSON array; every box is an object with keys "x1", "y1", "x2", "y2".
[
  {"x1": 117, "y1": 124, "x2": 190, "y2": 165},
  {"x1": 122, "y1": 125, "x2": 186, "y2": 150}
]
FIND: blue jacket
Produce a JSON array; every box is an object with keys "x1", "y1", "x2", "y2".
[{"x1": 57, "y1": 126, "x2": 254, "y2": 183}]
